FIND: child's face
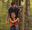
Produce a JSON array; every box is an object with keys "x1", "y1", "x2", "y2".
[{"x1": 11, "y1": 13, "x2": 16, "y2": 18}]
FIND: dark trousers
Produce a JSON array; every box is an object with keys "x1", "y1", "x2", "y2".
[{"x1": 10, "y1": 27, "x2": 16, "y2": 30}]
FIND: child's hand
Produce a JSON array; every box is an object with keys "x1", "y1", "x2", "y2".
[
  {"x1": 17, "y1": 18, "x2": 19, "y2": 22},
  {"x1": 12, "y1": 21, "x2": 14, "y2": 23}
]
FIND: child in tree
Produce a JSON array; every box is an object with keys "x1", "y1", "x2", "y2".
[{"x1": 6, "y1": 12, "x2": 20, "y2": 30}]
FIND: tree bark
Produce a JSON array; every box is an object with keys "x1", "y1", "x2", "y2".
[{"x1": 26, "y1": 0, "x2": 30, "y2": 16}]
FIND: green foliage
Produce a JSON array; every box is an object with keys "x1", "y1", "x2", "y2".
[{"x1": 12, "y1": 0, "x2": 15, "y2": 2}]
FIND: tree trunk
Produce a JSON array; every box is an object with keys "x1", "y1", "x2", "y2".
[
  {"x1": 24, "y1": 0, "x2": 30, "y2": 30},
  {"x1": 26, "y1": 0, "x2": 30, "y2": 16}
]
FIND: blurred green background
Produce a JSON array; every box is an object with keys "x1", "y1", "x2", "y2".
[{"x1": 0, "y1": 0, "x2": 32, "y2": 30}]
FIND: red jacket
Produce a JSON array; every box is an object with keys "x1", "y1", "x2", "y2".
[{"x1": 10, "y1": 20, "x2": 19, "y2": 27}]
